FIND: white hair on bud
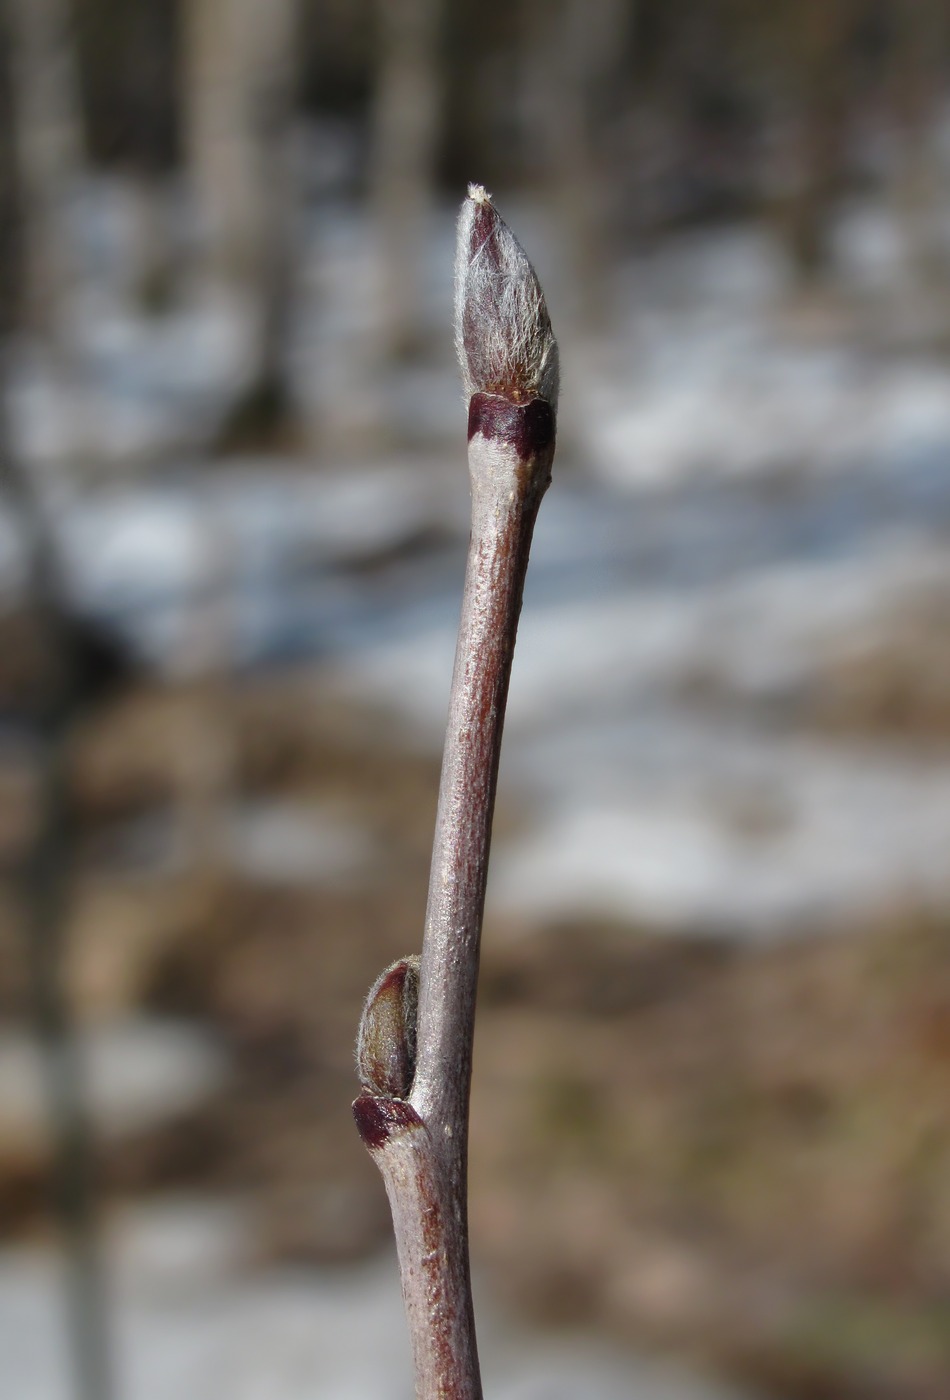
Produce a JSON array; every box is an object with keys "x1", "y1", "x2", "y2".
[{"x1": 454, "y1": 188, "x2": 559, "y2": 408}]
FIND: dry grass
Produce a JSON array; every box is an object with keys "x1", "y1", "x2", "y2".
[{"x1": 1, "y1": 672, "x2": 949, "y2": 1395}]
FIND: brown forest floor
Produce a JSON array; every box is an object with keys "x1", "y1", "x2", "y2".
[{"x1": 2, "y1": 669, "x2": 950, "y2": 1400}]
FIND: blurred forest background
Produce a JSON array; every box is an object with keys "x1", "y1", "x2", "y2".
[{"x1": 3, "y1": 0, "x2": 950, "y2": 1397}]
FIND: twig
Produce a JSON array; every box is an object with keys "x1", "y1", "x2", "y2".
[{"x1": 353, "y1": 184, "x2": 558, "y2": 1399}]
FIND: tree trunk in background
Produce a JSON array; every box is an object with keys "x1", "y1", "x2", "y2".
[
  {"x1": 0, "y1": 3, "x2": 21, "y2": 346},
  {"x1": 369, "y1": 0, "x2": 442, "y2": 359},
  {"x1": 6, "y1": 0, "x2": 85, "y2": 340},
  {"x1": 122, "y1": 0, "x2": 180, "y2": 312},
  {"x1": 890, "y1": 0, "x2": 950, "y2": 288},
  {"x1": 7, "y1": 0, "x2": 100, "y2": 481},
  {"x1": 127, "y1": 171, "x2": 177, "y2": 311},
  {"x1": 0, "y1": 15, "x2": 114, "y2": 1400},
  {"x1": 519, "y1": 0, "x2": 630, "y2": 331},
  {"x1": 779, "y1": 0, "x2": 853, "y2": 280},
  {"x1": 182, "y1": 0, "x2": 298, "y2": 446}
]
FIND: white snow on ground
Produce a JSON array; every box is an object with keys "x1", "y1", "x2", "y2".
[
  {"x1": 333, "y1": 532, "x2": 950, "y2": 936},
  {"x1": 585, "y1": 340, "x2": 950, "y2": 489},
  {"x1": 559, "y1": 210, "x2": 950, "y2": 489},
  {"x1": 9, "y1": 288, "x2": 250, "y2": 466},
  {"x1": 338, "y1": 534, "x2": 950, "y2": 735},
  {"x1": 52, "y1": 463, "x2": 452, "y2": 607},
  {"x1": 17, "y1": 188, "x2": 950, "y2": 488},
  {"x1": 6, "y1": 187, "x2": 950, "y2": 938},
  {"x1": 226, "y1": 800, "x2": 374, "y2": 886},
  {"x1": 0, "y1": 1201, "x2": 761, "y2": 1400},
  {"x1": 0, "y1": 1021, "x2": 228, "y2": 1153},
  {"x1": 490, "y1": 724, "x2": 950, "y2": 933}
]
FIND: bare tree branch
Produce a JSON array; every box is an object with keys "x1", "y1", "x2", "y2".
[{"x1": 354, "y1": 185, "x2": 558, "y2": 1399}]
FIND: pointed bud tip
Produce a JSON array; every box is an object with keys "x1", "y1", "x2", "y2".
[{"x1": 454, "y1": 185, "x2": 559, "y2": 413}]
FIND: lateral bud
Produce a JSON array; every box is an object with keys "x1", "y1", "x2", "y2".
[{"x1": 356, "y1": 955, "x2": 420, "y2": 1099}]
